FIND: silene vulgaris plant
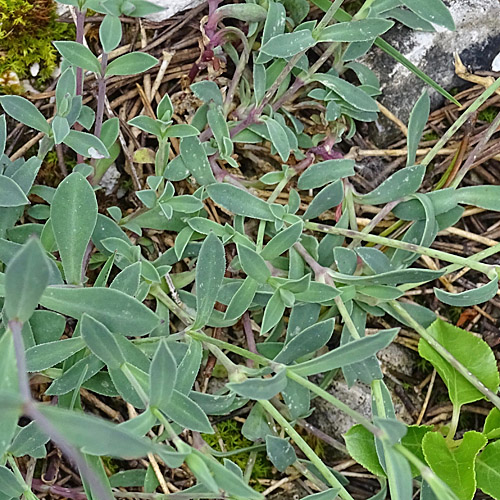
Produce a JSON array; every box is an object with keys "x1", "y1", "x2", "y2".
[{"x1": 1, "y1": 0, "x2": 500, "y2": 498}]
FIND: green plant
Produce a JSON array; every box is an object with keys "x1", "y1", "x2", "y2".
[{"x1": 0, "y1": 0, "x2": 500, "y2": 499}]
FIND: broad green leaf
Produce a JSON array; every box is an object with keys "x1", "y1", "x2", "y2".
[
  {"x1": 298, "y1": 159, "x2": 355, "y2": 190},
  {"x1": 274, "y1": 319, "x2": 334, "y2": 364},
  {"x1": 162, "y1": 390, "x2": 213, "y2": 433},
  {"x1": 407, "y1": 91, "x2": 430, "y2": 166},
  {"x1": 434, "y1": 275, "x2": 498, "y2": 307},
  {"x1": 261, "y1": 221, "x2": 303, "y2": 260},
  {"x1": 0, "y1": 466, "x2": 24, "y2": 497},
  {"x1": 149, "y1": 341, "x2": 177, "y2": 412},
  {"x1": 0, "y1": 96, "x2": 50, "y2": 134},
  {"x1": 422, "y1": 431, "x2": 486, "y2": 500},
  {"x1": 180, "y1": 136, "x2": 216, "y2": 185},
  {"x1": 318, "y1": 19, "x2": 393, "y2": 42},
  {"x1": 110, "y1": 262, "x2": 141, "y2": 296},
  {"x1": 242, "y1": 403, "x2": 272, "y2": 442},
  {"x1": 291, "y1": 328, "x2": 398, "y2": 376},
  {"x1": 128, "y1": 115, "x2": 163, "y2": 136},
  {"x1": 207, "y1": 183, "x2": 276, "y2": 221},
  {"x1": 194, "y1": 233, "x2": 225, "y2": 329},
  {"x1": 476, "y1": 440, "x2": 500, "y2": 499},
  {"x1": 418, "y1": 319, "x2": 500, "y2": 407},
  {"x1": 260, "y1": 30, "x2": 316, "y2": 58},
  {"x1": 52, "y1": 115, "x2": 70, "y2": 144},
  {"x1": 26, "y1": 337, "x2": 85, "y2": 372},
  {"x1": 358, "y1": 164, "x2": 425, "y2": 205},
  {"x1": 51, "y1": 172, "x2": 97, "y2": 285},
  {"x1": 5, "y1": 239, "x2": 49, "y2": 322},
  {"x1": 282, "y1": 378, "x2": 310, "y2": 419},
  {"x1": 165, "y1": 124, "x2": 200, "y2": 138},
  {"x1": 266, "y1": 435, "x2": 297, "y2": 472},
  {"x1": 330, "y1": 268, "x2": 443, "y2": 286},
  {"x1": 402, "y1": 0, "x2": 455, "y2": 30},
  {"x1": 189, "y1": 391, "x2": 238, "y2": 416},
  {"x1": 344, "y1": 424, "x2": 386, "y2": 476},
  {"x1": 303, "y1": 180, "x2": 344, "y2": 219},
  {"x1": 39, "y1": 287, "x2": 159, "y2": 336},
  {"x1": 484, "y1": 408, "x2": 500, "y2": 439},
  {"x1": 237, "y1": 244, "x2": 271, "y2": 283},
  {"x1": 109, "y1": 469, "x2": 147, "y2": 488},
  {"x1": 37, "y1": 404, "x2": 170, "y2": 458},
  {"x1": 302, "y1": 490, "x2": 341, "y2": 500},
  {"x1": 54, "y1": 41, "x2": 101, "y2": 73},
  {"x1": 106, "y1": 52, "x2": 158, "y2": 76},
  {"x1": 0, "y1": 175, "x2": 29, "y2": 207},
  {"x1": 81, "y1": 314, "x2": 125, "y2": 369},
  {"x1": 227, "y1": 366, "x2": 287, "y2": 400},
  {"x1": 100, "y1": 14, "x2": 122, "y2": 53},
  {"x1": 312, "y1": 74, "x2": 378, "y2": 112},
  {"x1": 383, "y1": 445, "x2": 413, "y2": 500}
]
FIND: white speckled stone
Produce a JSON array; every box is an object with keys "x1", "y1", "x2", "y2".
[{"x1": 146, "y1": 0, "x2": 206, "y2": 21}]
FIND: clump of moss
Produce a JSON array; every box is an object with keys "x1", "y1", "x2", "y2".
[
  {"x1": 0, "y1": 0, "x2": 75, "y2": 93},
  {"x1": 202, "y1": 419, "x2": 273, "y2": 491},
  {"x1": 478, "y1": 106, "x2": 500, "y2": 124}
]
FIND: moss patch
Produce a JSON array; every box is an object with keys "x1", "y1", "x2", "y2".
[{"x1": 0, "y1": 0, "x2": 74, "y2": 93}]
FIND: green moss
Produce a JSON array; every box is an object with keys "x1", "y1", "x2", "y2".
[
  {"x1": 202, "y1": 419, "x2": 273, "y2": 491},
  {"x1": 422, "y1": 131, "x2": 439, "y2": 141},
  {"x1": 478, "y1": 106, "x2": 499, "y2": 124},
  {"x1": 101, "y1": 456, "x2": 120, "y2": 474},
  {"x1": 0, "y1": 0, "x2": 75, "y2": 93}
]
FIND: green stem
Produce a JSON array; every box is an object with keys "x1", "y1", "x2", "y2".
[
  {"x1": 151, "y1": 285, "x2": 194, "y2": 326},
  {"x1": 314, "y1": 0, "x2": 344, "y2": 33},
  {"x1": 446, "y1": 404, "x2": 461, "y2": 444},
  {"x1": 390, "y1": 301, "x2": 500, "y2": 411},
  {"x1": 335, "y1": 296, "x2": 361, "y2": 340},
  {"x1": 371, "y1": 380, "x2": 386, "y2": 418},
  {"x1": 258, "y1": 400, "x2": 354, "y2": 500},
  {"x1": 305, "y1": 221, "x2": 495, "y2": 275}
]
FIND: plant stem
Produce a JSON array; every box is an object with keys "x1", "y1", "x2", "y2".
[
  {"x1": 314, "y1": 0, "x2": 344, "y2": 33},
  {"x1": 94, "y1": 52, "x2": 109, "y2": 138},
  {"x1": 120, "y1": 363, "x2": 149, "y2": 407},
  {"x1": 390, "y1": 301, "x2": 500, "y2": 411},
  {"x1": 259, "y1": 400, "x2": 355, "y2": 500},
  {"x1": 446, "y1": 404, "x2": 461, "y2": 444},
  {"x1": 74, "y1": 8, "x2": 85, "y2": 97},
  {"x1": 335, "y1": 296, "x2": 361, "y2": 340},
  {"x1": 305, "y1": 221, "x2": 496, "y2": 275}
]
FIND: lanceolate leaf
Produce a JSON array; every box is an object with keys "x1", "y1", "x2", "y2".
[
  {"x1": 194, "y1": 233, "x2": 225, "y2": 329},
  {"x1": 0, "y1": 175, "x2": 29, "y2": 207},
  {"x1": 180, "y1": 136, "x2": 216, "y2": 185},
  {"x1": 0, "y1": 96, "x2": 50, "y2": 134},
  {"x1": 54, "y1": 41, "x2": 101, "y2": 73},
  {"x1": 260, "y1": 30, "x2": 316, "y2": 58},
  {"x1": 266, "y1": 435, "x2": 297, "y2": 472},
  {"x1": 227, "y1": 366, "x2": 287, "y2": 400},
  {"x1": 149, "y1": 341, "x2": 177, "y2": 411},
  {"x1": 318, "y1": 19, "x2": 394, "y2": 42},
  {"x1": 401, "y1": 0, "x2": 455, "y2": 30},
  {"x1": 434, "y1": 275, "x2": 498, "y2": 307},
  {"x1": 51, "y1": 172, "x2": 98, "y2": 285},
  {"x1": 162, "y1": 390, "x2": 213, "y2": 433},
  {"x1": 407, "y1": 91, "x2": 430, "y2": 166},
  {"x1": 291, "y1": 328, "x2": 398, "y2": 376},
  {"x1": 26, "y1": 337, "x2": 85, "y2": 372},
  {"x1": 38, "y1": 287, "x2": 159, "y2": 336},
  {"x1": 105, "y1": 52, "x2": 158, "y2": 76}
]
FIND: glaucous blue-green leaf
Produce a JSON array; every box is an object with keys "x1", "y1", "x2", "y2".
[
  {"x1": 161, "y1": 390, "x2": 213, "y2": 433},
  {"x1": 52, "y1": 115, "x2": 70, "y2": 144},
  {"x1": 128, "y1": 115, "x2": 163, "y2": 137},
  {"x1": 105, "y1": 52, "x2": 158, "y2": 76},
  {"x1": 37, "y1": 404, "x2": 169, "y2": 458},
  {"x1": 265, "y1": 117, "x2": 290, "y2": 162},
  {"x1": 302, "y1": 490, "x2": 341, "y2": 500},
  {"x1": 165, "y1": 124, "x2": 200, "y2": 138},
  {"x1": 312, "y1": 74, "x2": 378, "y2": 112},
  {"x1": 291, "y1": 328, "x2": 398, "y2": 376},
  {"x1": 26, "y1": 337, "x2": 85, "y2": 372},
  {"x1": 224, "y1": 277, "x2": 259, "y2": 320},
  {"x1": 186, "y1": 452, "x2": 219, "y2": 493},
  {"x1": 274, "y1": 319, "x2": 334, "y2": 364},
  {"x1": 383, "y1": 444, "x2": 413, "y2": 500},
  {"x1": 264, "y1": 1, "x2": 286, "y2": 45},
  {"x1": 402, "y1": 0, "x2": 455, "y2": 30},
  {"x1": 266, "y1": 435, "x2": 297, "y2": 472},
  {"x1": 190, "y1": 81, "x2": 223, "y2": 107},
  {"x1": 149, "y1": 341, "x2": 177, "y2": 412},
  {"x1": 110, "y1": 262, "x2": 141, "y2": 296},
  {"x1": 242, "y1": 403, "x2": 272, "y2": 442},
  {"x1": 261, "y1": 221, "x2": 303, "y2": 260},
  {"x1": 423, "y1": 431, "x2": 485, "y2": 500},
  {"x1": 100, "y1": 14, "x2": 122, "y2": 53},
  {"x1": 357, "y1": 164, "x2": 425, "y2": 205},
  {"x1": 298, "y1": 159, "x2": 355, "y2": 190},
  {"x1": 189, "y1": 391, "x2": 238, "y2": 416},
  {"x1": 227, "y1": 366, "x2": 287, "y2": 400},
  {"x1": 0, "y1": 466, "x2": 24, "y2": 497},
  {"x1": 0, "y1": 175, "x2": 29, "y2": 207},
  {"x1": 0, "y1": 96, "x2": 50, "y2": 134},
  {"x1": 51, "y1": 172, "x2": 97, "y2": 285},
  {"x1": 208, "y1": 107, "x2": 232, "y2": 157},
  {"x1": 434, "y1": 275, "x2": 498, "y2": 307},
  {"x1": 39, "y1": 287, "x2": 159, "y2": 336},
  {"x1": 0, "y1": 114, "x2": 5, "y2": 157},
  {"x1": 318, "y1": 18, "x2": 394, "y2": 42},
  {"x1": 476, "y1": 440, "x2": 500, "y2": 499},
  {"x1": 9, "y1": 421, "x2": 49, "y2": 458},
  {"x1": 418, "y1": 319, "x2": 500, "y2": 407},
  {"x1": 54, "y1": 41, "x2": 101, "y2": 73},
  {"x1": 237, "y1": 244, "x2": 271, "y2": 283},
  {"x1": 207, "y1": 184, "x2": 276, "y2": 221},
  {"x1": 175, "y1": 339, "x2": 203, "y2": 394},
  {"x1": 81, "y1": 314, "x2": 125, "y2": 369},
  {"x1": 330, "y1": 268, "x2": 443, "y2": 286},
  {"x1": 261, "y1": 290, "x2": 286, "y2": 334},
  {"x1": 180, "y1": 136, "x2": 216, "y2": 185},
  {"x1": 260, "y1": 30, "x2": 316, "y2": 58},
  {"x1": 64, "y1": 130, "x2": 109, "y2": 160},
  {"x1": 407, "y1": 91, "x2": 430, "y2": 166},
  {"x1": 194, "y1": 233, "x2": 225, "y2": 329},
  {"x1": 5, "y1": 238, "x2": 49, "y2": 322},
  {"x1": 335, "y1": 247, "x2": 358, "y2": 275},
  {"x1": 303, "y1": 180, "x2": 344, "y2": 219}
]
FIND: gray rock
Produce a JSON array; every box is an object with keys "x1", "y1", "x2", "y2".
[
  {"x1": 145, "y1": 0, "x2": 205, "y2": 21},
  {"x1": 363, "y1": 0, "x2": 500, "y2": 146}
]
